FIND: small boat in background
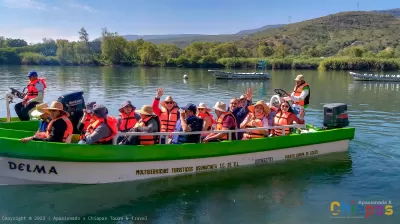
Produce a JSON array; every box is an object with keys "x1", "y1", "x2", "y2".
[
  {"x1": 208, "y1": 60, "x2": 271, "y2": 79},
  {"x1": 349, "y1": 72, "x2": 400, "y2": 82}
]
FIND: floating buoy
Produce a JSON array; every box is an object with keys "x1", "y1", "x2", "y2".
[{"x1": 183, "y1": 74, "x2": 188, "y2": 79}]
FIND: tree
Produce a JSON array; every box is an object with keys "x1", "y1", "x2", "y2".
[{"x1": 257, "y1": 45, "x2": 274, "y2": 57}]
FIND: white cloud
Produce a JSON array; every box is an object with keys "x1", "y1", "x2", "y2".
[
  {"x1": 66, "y1": 0, "x2": 95, "y2": 12},
  {"x1": 0, "y1": 27, "x2": 79, "y2": 43},
  {"x1": 3, "y1": 0, "x2": 47, "y2": 10}
]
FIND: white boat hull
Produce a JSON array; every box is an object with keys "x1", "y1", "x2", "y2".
[
  {"x1": 208, "y1": 70, "x2": 271, "y2": 79},
  {"x1": 0, "y1": 140, "x2": 349, "y2": 185},
  {"x1": 350, "y1": 72, "x2": 400, "y2": 82}
]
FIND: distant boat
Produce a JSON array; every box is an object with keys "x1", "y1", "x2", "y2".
[
  {"x1": 349, "y1": 72, "x2": 400, "y2": 82},
  {"x1": 208, "y1": 60, "x2": 271, "y2": 80}
]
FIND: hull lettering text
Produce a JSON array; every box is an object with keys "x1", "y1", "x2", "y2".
[{"x1": 8, "y1": 161, "x2": 58, "y2": 175}]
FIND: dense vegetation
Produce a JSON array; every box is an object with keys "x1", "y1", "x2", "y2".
[{"x1": 1, "y1": 11, "x2": 400, "y2": 70}]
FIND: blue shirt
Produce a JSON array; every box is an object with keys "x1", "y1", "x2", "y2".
[
  {"x1": 171, "y1": 116, "x2": 203, "y2": 144},
  {"x1": 38, "y1": 120, "x2": 50, "y2": 132}
]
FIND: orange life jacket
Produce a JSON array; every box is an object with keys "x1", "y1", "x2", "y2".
[
  {"x1": 80, "y1": 114, "x2": 93, "y2": 140},
  {"x1": 159, "y1": 107, "x2": 179, "y2": 132},
  {"x1": 198, "y1": 112, "x2": 215, "y2": 130},
  {"x1": 243, "y1": 113, "x2": 267, "y2": 139},
  {"x1": 135, "y1": 116, "x2": 160, "y2": 145},
  {"x1": 87, "y1": 116, "x2": 118, "y2": 144},
  {"x1": 45, "y1": 115, "x2": 73, "y2": 142},
  {"x1": 25, "y1": 78, "x2": 47, "y2": 100},
  {"x1": 293, "y1": 82, "x2": 310, "y2": 106},
  {"x1": 118, "y1": 111, "x2": 137, "y2": 131},
  {"x1": 216, "y1": 112, "x2": 237, "y2": 140},
  {"x1": 274, "y1": 111, "x2": 292, "y2": 136}
]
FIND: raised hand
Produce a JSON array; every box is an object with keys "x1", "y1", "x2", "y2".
[
  {"x1": 246, "y1": 87, "x2": 253, "y2": 100},
  {"x1": 156, "y1": 88, "x2": 164, "y2": 98}
]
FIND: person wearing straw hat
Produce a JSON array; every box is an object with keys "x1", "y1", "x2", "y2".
[
  {"x1": 196, "y1": 102, "x2": 215, "y2": 133},
  {"x1": 119, "y1": 105, "x2": 161, "y2": 145},
  {"x1": 30, "y1": 103, "x2": 51, "y2": 133},
  {"x1": 152, "y1": 88, "x2": 180, "y2": 143},
  {"x1": 170, "y1": 103, "x2": 203, "y2": 144},
  {"x1": 79, "y1": 104, "x2": 118, "y2": 145},
  {"x1": 240, "y1": 100, "x2": 274, "y2": 139},
  {"x1": 227, "y1": 87, "x2": 253, "y2": 139},
  {"x1": 117, "y1": 100, "x2": 140, "y2": 132},
  {"x1": 290, "y1": 74, "x2": 310, "y2": 116},
  {"x1": 21, "y1": 101, "x2": 73, "y2": 143},
  {"x1": 15, "y1": 70, "x2": 47, "y2": 121},
  {"x1": 77, "y1": 101, "x2": 96, "y2": 141},
  {"x1": 203, "y1": 102, "x2": 237, "y2": 142}
]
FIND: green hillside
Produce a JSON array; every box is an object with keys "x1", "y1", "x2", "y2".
[{"x1": 236, "y1": 11, "x2": 400, "y2": 56}]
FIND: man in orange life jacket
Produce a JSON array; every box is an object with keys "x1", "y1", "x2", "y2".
[
  {"x1": 119, "y1": 105, "x2": 161, "y2": 145},
  {"x1": 203, "y1": 102, "x2": 237, "y2": 142},
  {"x1": 77, "y1": 101, "x2": 96, "y2": 140},
  {"x1": 15, "y1": 71, "x2": 46, "y2": 121},
  {"x1": 152, "y1": 88, "x2": 179, "y2": 144},
  {"x1": 20, "y1": 101, "x2": 73, "y2": 143},
  {"x1": 289, "y1": 74, "x2": 310, "y2": 116},
  {"x1": 79, "y1": 104, "x2": 118, "y2": 144},
  {"x1": 117, "y1": 100, "x2": 140, "y2": 132}
]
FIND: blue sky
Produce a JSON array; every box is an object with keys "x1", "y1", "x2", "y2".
[{"x1": 0, "y1": 0, "x2": 398, "y2": 43}]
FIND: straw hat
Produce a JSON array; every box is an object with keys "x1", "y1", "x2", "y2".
[
  {"x1": 42, "y1": 101, "x2": 70, "y2": 117},
  {"x1": 213, "y1": 102, "x2": 227, "y2": 112},
  {"x1": 239, "y1": 95, "x2": 247, "y2": 100},
  {"x1": 30, "y1": 103, "x2": 49, "y2": 117},
  {"x1": 295, "y1": 74, "x2": 304, "y2": 81},
  {"x1": 197, "y1": 102, "x2": 211, "y2": 112},
  {"x1": 248, "y1": 100, "x2": 271, "y2": 115},
  {"x1": 118, "y1": 100, "x2": 136, "y2": 113},
  {"x1": 135, "y1": 105, "x2": 155, "y2": 116},
  {"x1": 160, "y1": 96, "x2": 176, "y2": 108}
]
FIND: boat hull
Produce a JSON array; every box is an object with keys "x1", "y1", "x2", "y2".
[
  {"x1": 0, "y1": 140, "x2": 349, "y2": 185},
  {"x1": 208, "y1": 70, "x2": 271, "y2": 79},
  {"x1": 350, "y1": 72, "x2": 400, "y2": 82}
]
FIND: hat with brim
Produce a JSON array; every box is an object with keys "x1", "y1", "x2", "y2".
[
  {"x1": 85, "y1": 101, "x2": 96, "y2": 113},
  {"x1": 160, "y1": 96, "x2": 177, "y2": 108},
  {"x1": 295, "y1": 74, "x2": 304, "y2": 81},
  {"x1": 30, "y1": 103, "x2": 49, "y2": 117},
  {"x1": 198, "y1": 102, "x2": 211, "y2": 112},
  {"x1": 119, "y1": 100, "x2": 136, "y2": 113},
  {"x1": 42, "y1": 101, "x2": 70, "y2": 117},
  {"x1": 213, "y1": 101, "x2": 228, "y2": 112},
  {"x1": 239, "y1": 95, "x2": 247, "y2": 100},
  {"x1": 248, "y1": 100, "x2": 271, "y2": 115},
  {"x1": 135, "y1": 105, "x2": 155, "y2": 116},
  {"x1": 92, "y1": 104, "x2": 108, "y2": 119}
]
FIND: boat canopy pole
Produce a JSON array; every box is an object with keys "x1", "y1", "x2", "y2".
[{"x1": 112, "y1": 124, "x2": 306, "y2": 145}]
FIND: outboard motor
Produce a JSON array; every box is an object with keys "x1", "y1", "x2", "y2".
[
  {"x1": 57, "y1": 91, "x2": 85, "y2": 134},
  {"x1": 323, "y1": 103, "x2": 349, "y2": 129}
]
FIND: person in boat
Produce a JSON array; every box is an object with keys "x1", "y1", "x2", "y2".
[
  {"x1": 240, "y1": 100, "x2": 274, "y2": 139},
  {"x1": 227, "y1": 88, "x2": 253, "y2": 139},
  {"x1": 152, "y1": 88, "x2": 179, "y2": 143},
  {"x1": 203, "y1": 102, "x2": 237, "y2": 142},
  {"x1": 77, "y1": 101, "x2": 96, "y2": 141},
  {"x1": 119, "y1": 105, "x2": 161, "y2": 145},
  {"x1": 289, "y1": 74, "x2": 310, "y2": 116},
  {"x1": 197, "y1": 103, "x2": 215, "y2": 135},
  {"x1": 20, "y1": 103, "x2": 51, "y2": 140},
  {"x1": 117, "y1": 100, "x2": 140, "y2": 132},
  {"x1": 21, "y1": 101, "x2": 73, "y2": 143},
  {"x1": 273, "y1": 101, "x2": 305, "y2": 136},
  {"x1": 79, "y1": 104, "x2": 118, "y2": 145},
  {"x1": 171, "y1": 103, "x2": 203, "y2": 144},
  {"x1": 15, "y1": 71, "x2": 47, "y2": 121}
]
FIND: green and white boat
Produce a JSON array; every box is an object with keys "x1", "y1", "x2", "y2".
[{"x1": 0, "y1": 89, "x2": 355, "y2": 186}]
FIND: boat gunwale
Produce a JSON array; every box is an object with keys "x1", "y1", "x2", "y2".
[{"x1": 0, "y1": 127, "x2": 355, "y2": 163}]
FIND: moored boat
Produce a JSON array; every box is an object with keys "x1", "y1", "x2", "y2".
[
  {"x1": 349, "y1": 72, "x2": 400, "y2": 82},
  {"x1": 208, "y1": 60, "x2": 271, "y2": 79}
]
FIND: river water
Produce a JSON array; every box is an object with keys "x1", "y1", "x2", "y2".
[{"x1": 0, "y1": 66, "x2": 399, "y2": 223}]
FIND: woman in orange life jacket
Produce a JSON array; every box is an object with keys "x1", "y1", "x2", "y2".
[
  {"x1": 196, "y1": 103, "x2": 215, "y2": 136},
  {"x1": 119, "y1": 105, "x2": 161, "y2": 146},
  {"x1": 79, "y1": 104, "x2": 118, "y2": 145},
  {"x1": 15, "y1": 70, "x2": 47, "y2": 121},
  {"x1": 240, "y1": 100, "x2": 273, "y2": 140},
  {"x1": 272, "y1": 101, "x2": 305, "y2": 136},
  {"x1": 203, "y1": 102, "x2": 237, "y2": 142},
  {"x1": 117, "y1": 100, "x2": 140, "y2": 132},
  {"x1": 77, "y1": 102, "x2": 96, "y2": 141},
  {"x1": 152, "y1": 88, "x2": 179, "y2": 144},
  {"x1": 21, "y1": 101, "x2": 73, "y2": 143}
]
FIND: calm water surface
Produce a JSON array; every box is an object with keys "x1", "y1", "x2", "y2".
[{"x1": 0, "y1": 66, "x2": 399, "y2": 224}]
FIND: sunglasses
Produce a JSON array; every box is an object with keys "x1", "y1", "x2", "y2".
[
  {"x1": 281, "y1": 105, "x2": 289, "y2": 108},
  {"x1": 230, "y1": 103, "x2": 237, "y2": 105},
  {"x1": 165, "y1": 101, "x2": 173, "y2": 104},
  {"x1": 198, "y1": 108, "x2": 205, "y2": 111}
]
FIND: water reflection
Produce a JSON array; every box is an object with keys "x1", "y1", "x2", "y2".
[{"x1": 348, "y1": 81, "x2": 400, "y2": 93}]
